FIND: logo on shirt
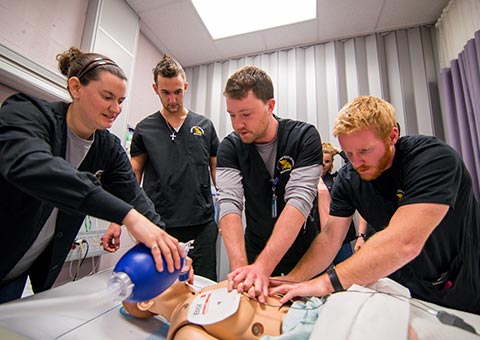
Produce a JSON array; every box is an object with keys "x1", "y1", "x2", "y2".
[
  {"x1": 277, "y1": 156, "x2": 294, "y2": 174},
  {"x1": 191, "y1": 126, "x2": 205, "y2": 136},
  {"x1": 95, "y1": 170, "x2": 104, "y2": 183},
  {"x1": 396, "y1": 189, "x2": 404, "y2": 200}
]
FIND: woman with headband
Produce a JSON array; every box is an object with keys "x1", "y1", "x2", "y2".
[{"x1": 0, "y1": 47, "x2": 184, "y2": 304}]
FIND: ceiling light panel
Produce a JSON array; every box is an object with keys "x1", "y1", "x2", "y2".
[{"x1": 192, "y1": 0, "x2": 317, "y2": 39}]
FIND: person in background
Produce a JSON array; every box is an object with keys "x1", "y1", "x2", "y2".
[
  {"x1": 318, "y1": 145, "x2": 371, "y2": 252},
  {"x1": 216, "y1": 65, "x2": 322, "y2": 303},
  {"x1": 270, "y1": 95, "x2": 480, "y2": 314},
  {"x1": 314, "y1": 142, "x2": 358, "y2": 263},
  {"x1": 127, "y1": 54, "x2": 219, "y2": 281},
  {"x1": 0, "y1": 47, "x2": 183, "y2": 304}
]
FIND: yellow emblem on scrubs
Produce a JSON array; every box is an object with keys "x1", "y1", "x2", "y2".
[
  {"x1": 277, "y1": 156, "x2": 294, "y2": 174},
  {"x1": 95, "y1": 170, "x2": 104, "y2": 183},
  {"x1": 396, "y1": 189, "x2": 404, "y2": 200},
  {"x1": 191, "y1": 126, "x2": 204, "y2": 136}
]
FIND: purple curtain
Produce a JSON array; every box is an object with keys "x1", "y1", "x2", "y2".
[{"x1": 441, "y1": 30, "x2": 480, "y2": 200}]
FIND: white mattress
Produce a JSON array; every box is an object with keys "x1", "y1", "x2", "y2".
[{"x1": 309, "y1": 278, "x2": 480, "y2": 340}]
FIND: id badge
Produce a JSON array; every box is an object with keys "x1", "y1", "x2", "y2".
[{"x1": 272, "y1": 194, "x2": 277, "y2": 218}]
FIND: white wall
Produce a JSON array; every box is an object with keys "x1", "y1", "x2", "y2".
[
  {"x1": 0, "y1": 0, "x2": 88, "y2": 75},
  {"x1": 81, "y1": 0, "x2": 140, "y2": 144},
  {"x1": 128, "y1": 33, "x2": 164, "y2": 128},
  {"x1": 0, "y1": 0, "x2": 87, "y2": 102},
  {"x1": 0, "y1": 83, "x2": 18, "y2": 104}
]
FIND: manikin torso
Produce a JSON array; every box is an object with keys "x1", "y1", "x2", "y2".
[{"x1": 123, "y1": 280, "x2": 289, "y2": 340}]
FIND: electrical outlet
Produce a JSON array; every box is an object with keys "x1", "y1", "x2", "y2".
[{"x1": 65, "y1": 216, "x2": 109, "y2": 262}]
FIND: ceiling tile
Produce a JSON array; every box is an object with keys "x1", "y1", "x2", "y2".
[
  {"x1": 126, "y1": 0, "x2": 449, "y2": 67},
  {"x1": 377, "y1": 0, "x2": 450, "y2": 31}
]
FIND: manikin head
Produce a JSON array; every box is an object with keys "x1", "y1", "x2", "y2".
[{"x1": 122, "y1": 280, "x2": 195, "y2": 320}]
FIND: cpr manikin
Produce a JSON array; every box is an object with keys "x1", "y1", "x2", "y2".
[
  {"x1": 122, "y1": 280, "x2": 289, "y2": 340},
  {"x1": 112, "y1": 242, "x2": 289, "y2": 339},
  {"x1": 113, "y1": 243, "x2": 425, "y2": 340}
]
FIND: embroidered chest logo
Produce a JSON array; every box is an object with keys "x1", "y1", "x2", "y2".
[
  {"x1": 95, "y1": 170, "x2": 104, "y2": 183},
  {"x1": 277, "y1": 156, "x2": 294, "y2": 174},
  {"x1": 191, "y1": 126, "x2": 205, "y2": 136},
  {"x1": 396, "y1": 189, "x2": 405, "y2": 201}
]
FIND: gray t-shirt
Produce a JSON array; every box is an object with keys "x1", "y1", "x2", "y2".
[{"x1": 4, "y1": 126, "x2": 93, "y2": 281}]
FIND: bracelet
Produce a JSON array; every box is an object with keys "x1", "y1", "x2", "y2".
[
  {"x1": 326, "y1": 266, "x2": 344, "y2": 292},
  {"x1": 357, "y1": 232, "x2": 367, "y2": 241}
]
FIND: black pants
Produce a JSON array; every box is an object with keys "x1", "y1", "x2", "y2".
[{"x1": 167, "y1": 220, "x2": 218, "y2": 281}]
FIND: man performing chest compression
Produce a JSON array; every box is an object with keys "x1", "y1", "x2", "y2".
[
  {"x1": 271, "y1": 95, "x2": 480, "y2": 314},
  {"x1": 216, "y1": 65, "x2": 322, "y2": 303}
]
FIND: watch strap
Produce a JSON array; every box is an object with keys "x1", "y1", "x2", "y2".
[
  {"x1": 357, "y1": 232, "x2": 367, "y2": 241},
  {"x1": 327, "y1": 266, "x2": 344, "y2": 292}
]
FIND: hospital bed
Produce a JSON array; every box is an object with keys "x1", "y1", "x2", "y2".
[{"x1": 0, "y1": 269, "x2": 478, "y2": 339}]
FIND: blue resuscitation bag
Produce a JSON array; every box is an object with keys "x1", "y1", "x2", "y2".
[{"x1": 113, "y1": 243, "x2": 184, "y2": 303}]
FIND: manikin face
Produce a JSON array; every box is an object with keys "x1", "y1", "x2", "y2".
[
  {"x1": 153, "y1": 74, "x2": 188, "y2": 115},
  {"x1": 70, "y1": 71, "x2": 127, "y2": 138},
  {"x1": 338, "y1": 127, "x2": 398, "y2": 181},
  {"x1": 322, "y1": 153, "x2": 333, "y2": 176},
  {"x1": 226, "y1": 90, "x2": 275, "y2": 144}
]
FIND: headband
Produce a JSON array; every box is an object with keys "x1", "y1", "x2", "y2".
[{"x1": 77, "y1": 57, "x2": 119, "y2": 80}]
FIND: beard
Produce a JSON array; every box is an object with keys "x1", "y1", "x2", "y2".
[
  {"x1": 356, "y1": 143, "x2": 393, "y2": 181},
  {"x1": 236, "y1": 113, "x2": 270, "y2": 144}
]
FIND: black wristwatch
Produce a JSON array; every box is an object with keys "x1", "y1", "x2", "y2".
[{"x1": 357, "y1": 232, "x2": 367, "y2": 241}]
